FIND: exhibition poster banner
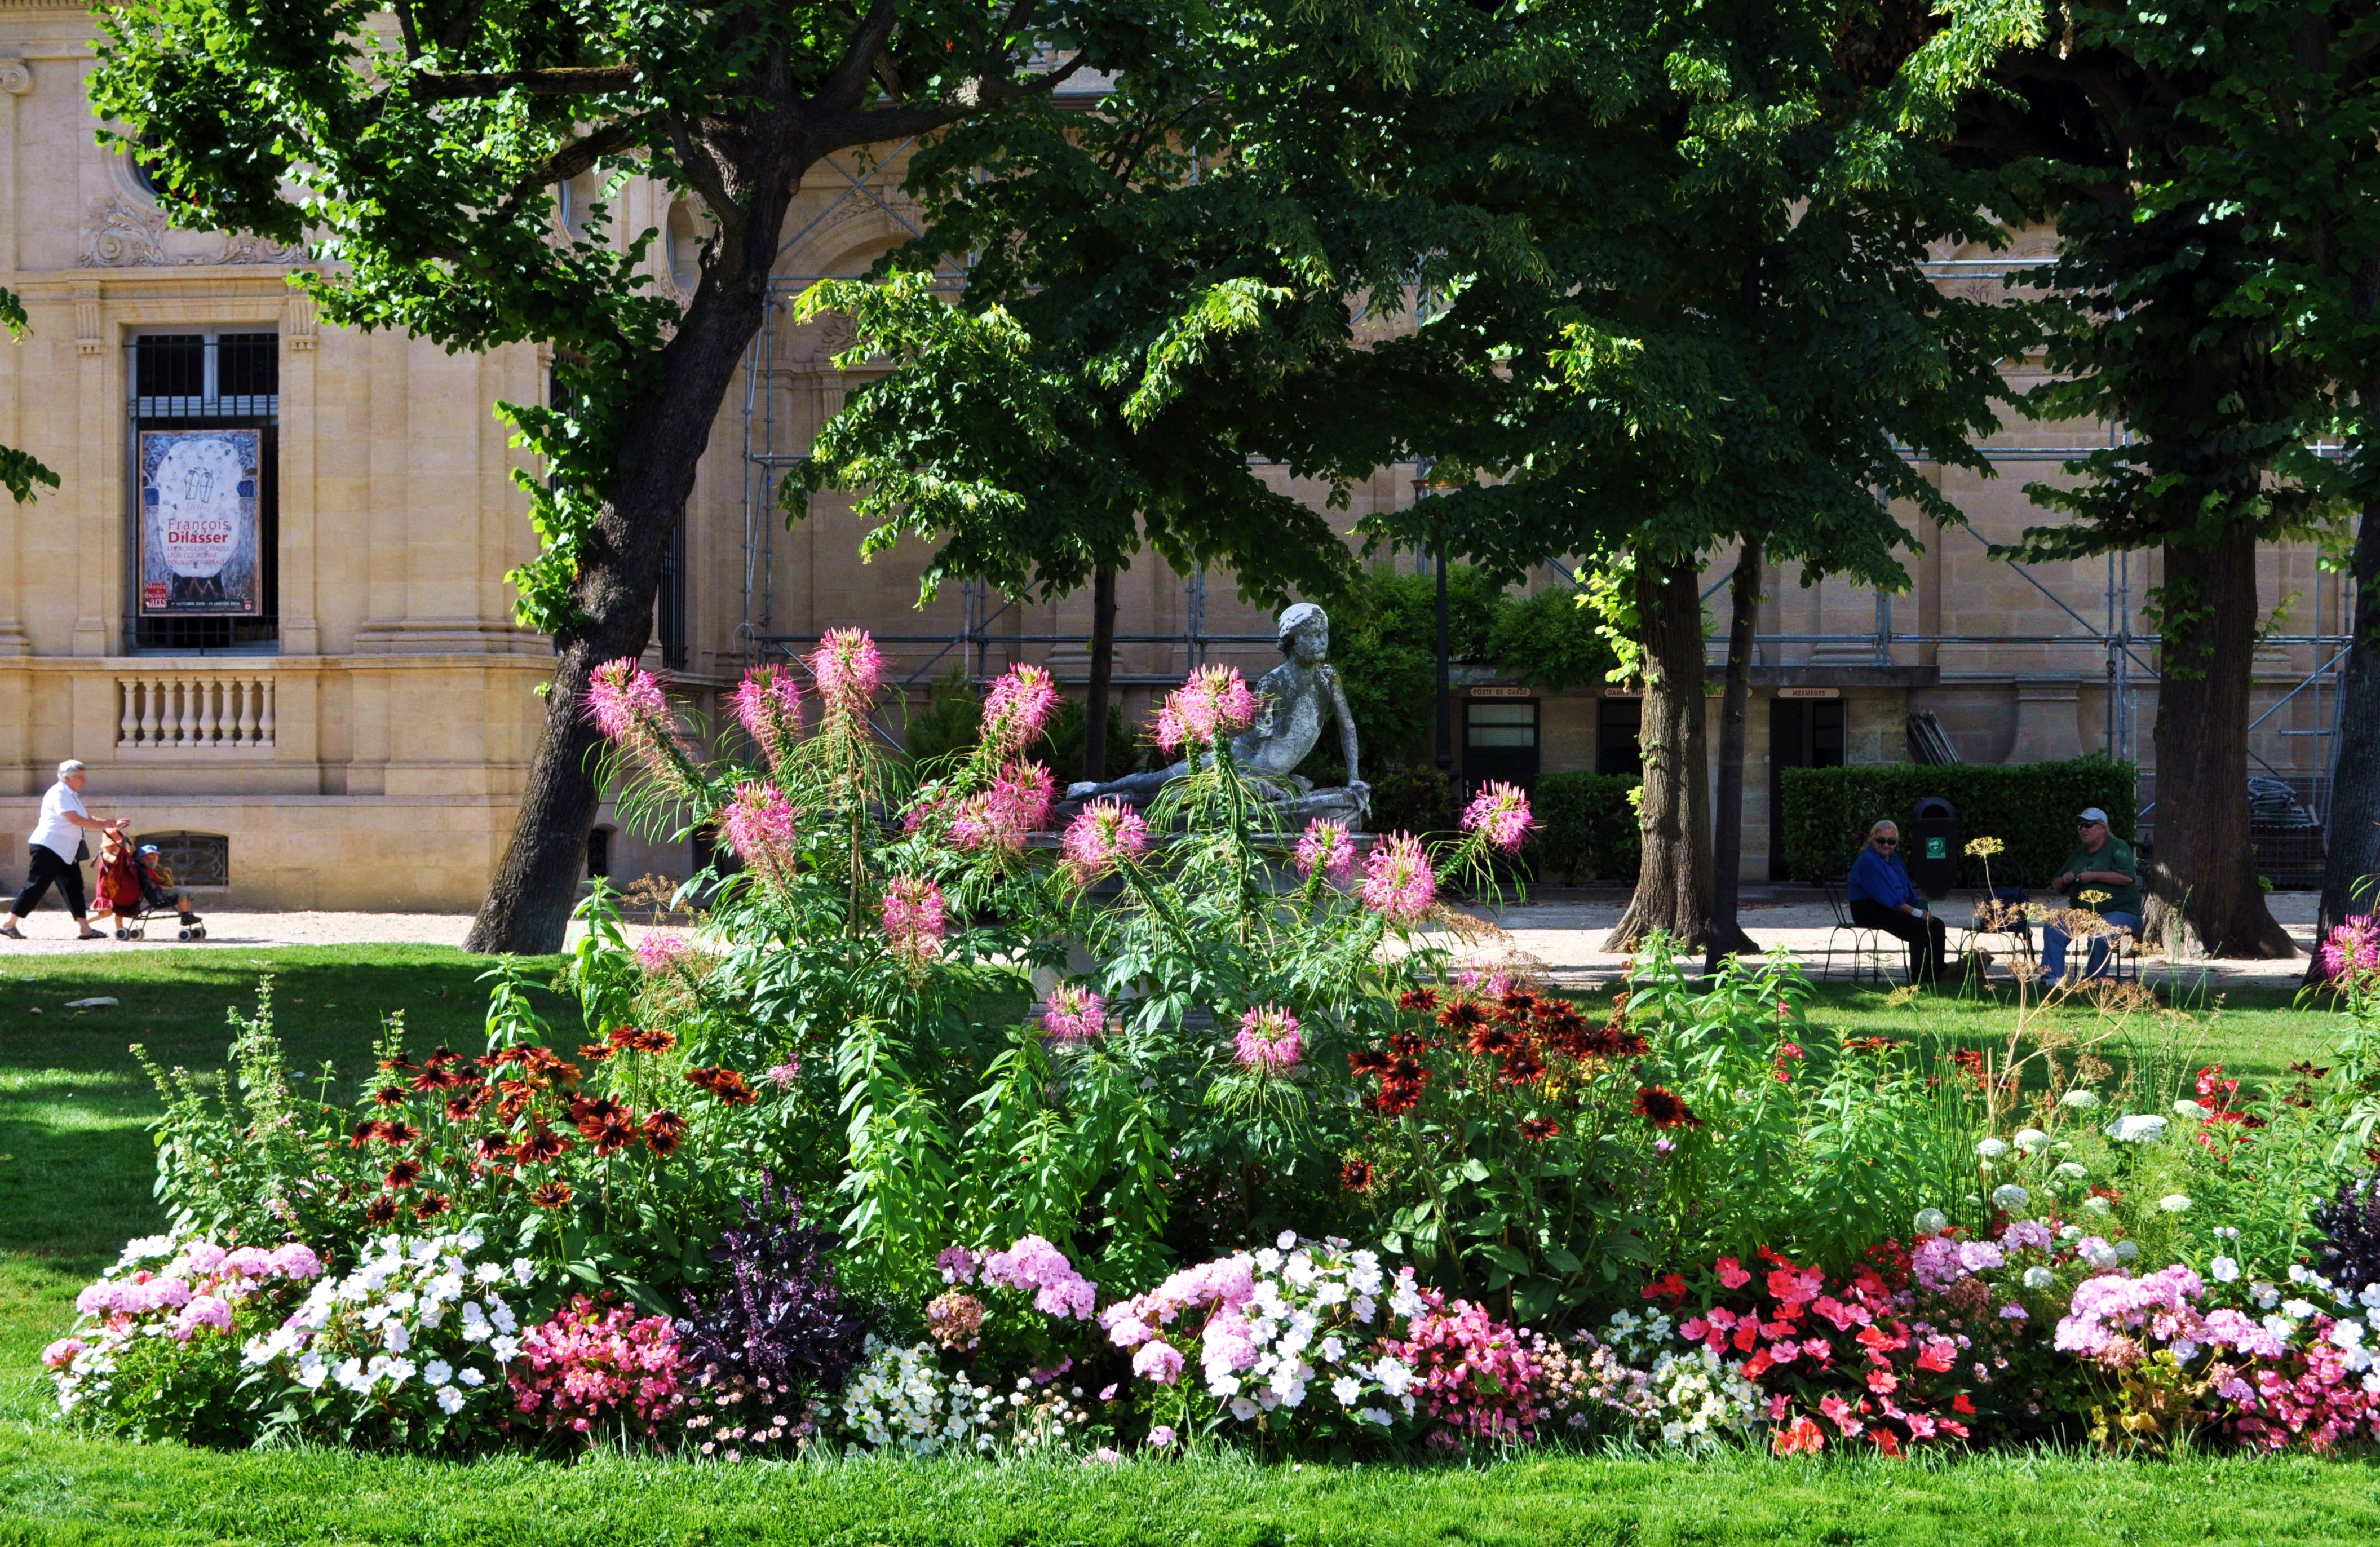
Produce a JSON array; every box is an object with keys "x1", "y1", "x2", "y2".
[{"x1": 138, "y1": 428, "x2": 261, "y2": 616}]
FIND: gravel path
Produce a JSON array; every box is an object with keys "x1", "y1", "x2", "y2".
[{"x1": 0, "y1": 890, "x2": 2327, "y2": 990}]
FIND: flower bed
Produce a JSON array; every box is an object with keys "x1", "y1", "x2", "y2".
[{"x1": 42, "y1": 633, "x2": 2380, "y2": 1462}]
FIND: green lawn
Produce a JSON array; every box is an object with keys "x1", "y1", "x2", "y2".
[{"x1": 0, "y1": 947, "x2": 2365, "y2": 1542}]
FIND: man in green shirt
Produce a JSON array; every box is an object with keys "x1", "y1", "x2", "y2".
[{"x1": 2043, "y1": 806, "x2": 2142, "y2": 979}]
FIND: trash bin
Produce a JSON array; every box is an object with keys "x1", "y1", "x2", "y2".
[{"x1": 1908, "y1": 795, "x2": 1959, "y2": 900}]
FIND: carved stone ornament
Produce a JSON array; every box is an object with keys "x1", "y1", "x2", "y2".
[
  {"x1": 0, "y1": 60, "x2": 30, "y2": 96},
  {"x1": 78, "y1": 195, "x2": 300, "y2": 269}
]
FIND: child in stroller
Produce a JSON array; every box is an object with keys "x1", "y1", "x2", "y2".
[{"x1": 94, "y1": 832, "x2": 205, "y2": 940}]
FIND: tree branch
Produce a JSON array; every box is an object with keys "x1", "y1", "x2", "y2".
[
  {"x1": 493, "y1": 117, "x2": 653, "y2": 225},
  {"x1": 391, "y1": 0, "x2": 422, "y2": 61},
  {"x1": 812, "y1": 53, "x2": 1086, "y2": 152},
  {"x1": 664, "y1": 117, "x2": 746, "y2": 244},
  {"x1": 820, "y1": 0, "x2": 903, "y2": 113},
  {"x1": 409, "y1": 65, "x2": 640, "y2": 103}
]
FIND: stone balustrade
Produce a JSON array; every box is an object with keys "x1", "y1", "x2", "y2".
[{"x1": 116, "y1": 671, "x2": 277, "y2": 751}]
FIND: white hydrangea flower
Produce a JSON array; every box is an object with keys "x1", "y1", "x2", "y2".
[
  {"x1": 2013, "y1": 1128, "x2": 2050, "y2": 1155},
  {"x1": 2174, "y1": 1099, "x2": 2207, "y2": 1116},
  {"x1": 1992, "y1": 1183, "x2": 2030, "y2": 1210},
  {"x1": 2053, "y1": 1161, "x2": 2088, "y2": 1181},
  {"x1": 1914, "y1": 1208, "x2": 1947, "y2": 1236},
  {"x1": 2023, "y1": 1266, "x2": 2056, "y2": 1289},
  {"x1": 2104, "y1": 1114, "x2": 2168, "y2": 1143}
]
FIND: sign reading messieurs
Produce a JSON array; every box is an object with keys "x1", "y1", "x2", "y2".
[{"x1": 139, "y1": 429, "x2": 261, "y2": 616}]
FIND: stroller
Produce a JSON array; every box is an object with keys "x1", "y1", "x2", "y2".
[{"x1": 94, "y1": 834, "x2": 205, "y2": 941}]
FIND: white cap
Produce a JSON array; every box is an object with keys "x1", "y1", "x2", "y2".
[
  {"x1": 2076, "y1": 807, "x2": 2109, "y2": 825},
  {"x1": 56, "y1": 759, "x2": 85, "y2": 780}
]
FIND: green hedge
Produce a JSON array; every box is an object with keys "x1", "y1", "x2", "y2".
[
  {"x1": 1779, "y1": 756, "x2": 2138, "y2": 889},
  {"x1": 1532, "y1": 772, "x2": 1642, "y2": 884}
]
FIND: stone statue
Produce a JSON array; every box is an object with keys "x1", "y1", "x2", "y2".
[{"x1": 1061, "y1": 602, "x2": 1370, "y2": 825}]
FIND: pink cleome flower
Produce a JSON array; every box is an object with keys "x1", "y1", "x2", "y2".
[
  {"x1": 2321, "y1": 914, "x2": 2380, "y2": 982},
  {"x1": 981, "y1": 665, "x2": 1061, "y2": 757},
  {"x1": 1293, "y1": 819, "x2": 1356, "y2": 884},
  {"x1": 808, "y1": 629, "x2": 884, "y2": 721},
  {"x1": 585, "y1": 658, "x2": 671, "y2": 744},
  {"x1": 1153, "y1": 665, "x2": 1259, "y2": 754},
  {"x1": 1461, "y1": 781, "x2": 1536, "y2": 854},
  {"x1": 881, "y1": 876, "x2": 945, "y2": 968},
  {"x1": 729, "y1": 665, "x2": 805, "y2": 772},
  {"x1": 722, "y1": 781, "x2": 798, "y2": 872},
  {"x1": 1039, "y1": 983, "x2": 1107, "y2": 1045},
  {"x1": 1061, "y1": 798, "x2": 1149, "y2": 885},
  {"x1": 1361, "y1": 832, "x2": 1436, "y2": 923},
  {"x1": 635, "y1": 932, "x2": 693, "y2": 975},
  {"x1": 954, "y1": 763, "x2": 1056, "y2": 853},
  {"x1": 1235, "y1": 1004, "x2": 1303, "y2": 1074}
]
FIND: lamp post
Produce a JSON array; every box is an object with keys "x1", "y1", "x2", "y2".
[{"x1": 1414, "y1": 460, "x2": 1451, "y2": 776}]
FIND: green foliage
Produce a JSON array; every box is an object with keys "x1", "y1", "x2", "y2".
[
  {"x1": 1325, "y1": 565, "x2": 1498, "y2": 770},
  {"x1": 1032, "y1": 693, "x2": 1144, "y2": 789},
  {"x1": 900, "y1": 668, "x2": 986, "y2": 769},
  {"x1": 1530, "y1": 773, "x2": 1642, "y2": 885},
  {"x1": 1487, "y1": 585, "x2": 1617, "y2": 695},
  {"x1": 0, "y1": 285, "x2": 57, "y2": 506},
  {"x1": 1369, "y1": 766, "x2": 1455, "y2": 836},
  {"x1": 1777, "y1": 757, "x2": 2140, "y2": 887}
]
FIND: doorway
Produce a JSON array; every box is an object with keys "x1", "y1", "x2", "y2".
[{"x1": 1769, "y1": 696, "x2": 1845, "y2": 879}]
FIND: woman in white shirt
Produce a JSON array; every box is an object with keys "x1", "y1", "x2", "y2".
[{"x1": 3, "y1": 760, "x2": 125, "y2": 941}]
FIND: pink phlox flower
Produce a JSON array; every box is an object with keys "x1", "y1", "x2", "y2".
[
  {"x1": 2054, "y1": 1265, "x2": 2206, "y2": 1358},
  {"x1": 1999, "y1": 1219, "x2": 2053, "y2": 1252},
  {"x1": 2200, "y1": 1307, "x2": 2289, "y2": 1360},
  {"x1": 1293, "y1": 819, "x2": 1356, "y2": 884},
  {"x1": 1201, "y1": 1310, "x2": 1260, "y2": 1381},
  {"x1": 808, "y1": 629, "x2": 884, "y2": 722},
  {"x1": 981, "y1": 665, "x2": 1060, "y2": 756},
  {"x1": 170, "y1": 1294, "x2": 232, "y2": 1340},
  {"x1": 1152, "y1": 665, "x2": 1258, "y2": 753},
  {"x1": 184, "y1": 1242, "x2": 228, "y2": 1276},
  {"x1": 880, "y1": 876, "x2": 945, "y2": 969},
  {"x1": 1957, "y1": 1241, "x2": 2005, "y2": 1274},
  {"x1": 41, "y1": 1337, "x2": 85, "y2": 1370},
  {"x1": 730, "y1": 665, "x2": 805, "y2": 773},
  {"x1": 1133, "y1": 1341, "x2": 1187, "y2": 1385},
  {"x1": 765, "y1": 1060, "x2": 800, "y2": 1090},
  {"x1": 1461, "y1": 781, "x2": 1536, "y2": 854},
  {"x1": 1060, "y1": 798, "x2": 1149, "y2": 885},
  {"x1": 936, "y1": 1246, "x2": 981, "y2": 1286},
  {"x1": 1038, "y1": 984, "x2": 1107, "y2": 1045},
  {"x1": 1234, "y1": 1004, "x2": 1304, "y2": 1074},
  {"x1": 983, "y1": 1234, "x2": 1098, "y2": 1320},
  {"x1": 1360, "y1": 832, "x2": 1436, "y2": 924},
  {"x1": 1911, "y1": 1236, "x2": 1967, "y2": 1293}
]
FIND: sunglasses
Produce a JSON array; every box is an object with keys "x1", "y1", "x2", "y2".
[
  {"x1": 2077, "y1": 820, "x2": 2103, "y2": 829},
  {"x1": 1875, "y1": 837, "x2": 1897, "y2": 847}
]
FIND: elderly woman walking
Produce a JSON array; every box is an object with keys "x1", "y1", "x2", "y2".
[
  {"x1": 1846, "y1": 819, "x2": 1951, "y2": 985},
  {"x1": 2, "y1": 760, "x2": 126, "y2": 941}
]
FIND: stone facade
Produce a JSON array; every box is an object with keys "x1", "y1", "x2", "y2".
[{"x1": 0, "y1": 11, "x2": 2346, "y2": 906}]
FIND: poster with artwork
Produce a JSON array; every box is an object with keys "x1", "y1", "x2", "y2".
[{"x1": 138, "y1": 429, "x2": 260, "y2": 616}]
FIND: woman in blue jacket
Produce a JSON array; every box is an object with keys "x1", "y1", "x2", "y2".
[{"x1": 1846, "y1": 820, "x2": 1950, "y2": 984}]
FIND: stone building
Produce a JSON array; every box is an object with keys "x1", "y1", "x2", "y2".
[{"x1": 0, "y1": 9, "x2": 2347, "y2": 907}]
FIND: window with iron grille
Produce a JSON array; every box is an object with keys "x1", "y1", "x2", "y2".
[{"x1": 127, "y1": 332, "x2": 280, "y2": 652}]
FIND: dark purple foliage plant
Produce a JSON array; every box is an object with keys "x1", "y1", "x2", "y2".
[
  {"x1": 673, "y1": 1176, "x2": 866, "y2": 1452},
  {"x1": 2314, "y1": 1175, "x2": 2380, "y2": 1294}
]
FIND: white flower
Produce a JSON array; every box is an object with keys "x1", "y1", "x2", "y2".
[
  {"x1": 2174, "y1": 1099, "x2": 2208, "y2": 1117},
  {"x1": 1976, "y1": 1138, "x2": 2010, "y2": 1160},
  {"x1": 2023, "y1": 1266, "x2": 2055, "y2": 1289},
  {"x1": 2361, "y1": 1284, "x2": 2380, "y2": 1311},
  {"x1": 1228, "y1": 1398, "x2": 1258, "y2": 1421},
  {"x1": 489, "y1": 1335, "x2": 520, "y2": 1363},
  {"x1": 2084, "y1": 1245, "x2": 2121, "y2": 1271},
  {"x1": 457, "y1": 1365, "x2": 485, "y2": 1387},
  {"x1": 2158, "y1": 1194, "x2": 2192, "y2": 1214},
  {"x1": 1914, "y1": 1208, "x2": 1948, "y2": 1236},
  {"x1": 2333, "y1": 1321, "x2": 2367, "y2": 1350},
  {"x1": 382, "y1": 1321, "x2": 410, "y2": 1355},
  {"x1": 2014, "y1": 1129, "x2": 2050, "y2": 1155},
  {"x1": 1358, "y1": 1407, "x2": 1392, "y2": 1426},
  {"x1": 1372, "y1": 1356, "x2": 1413, "y2": 1398},
  {"x1": 2059, "y1": 1224, "x2": 2084, "y2": 1241},
  {"x1": 297, "y1": 1354, "x2": 329, "y2": 1390},
  {"x1": 2264, "y1": 1314, "x2": 2296, "y2": 1341},
  {"x1": 2061, "y1": 1089, "x2": 2102, "y2": 1110},
  {"x1": 435, "y1": 1384, "x2": 465, "y2": 1415},
  {"x1": 2104, "y1": 1115, "x2": 2169, "y2": 1144},
  {"x1": 1331, "y1": 1376, "x2": 1361, "y2": 1405},
  {"x1": 2113, "y1": 1241, "x2": 2139, "y2": 1262},
  {"x1": 2053, "y1": 1161, "x2": 2088, "y2": 1181},
  {"x1": 2212, "y1": 1257, "x2": 2241, "y2": 1283},
  {"x1": 2082, "y1": 1196, "x2": 2113, "y2": 1216},
  {"x1": 2284, "y1": 1298, "x2": 2318, "y2": 1320},
  {"x1": 1992, "y1": 1183, "x2": 2030, "y2": 1210}
]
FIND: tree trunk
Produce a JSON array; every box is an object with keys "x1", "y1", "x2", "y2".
[
  {"x1": 465, "y1": 153, "x2": 807, "y2": 955},
  {"x1": 2148, "y1": 530, "x2": 2298, "y2": 959},
  {"x1": 1083, "y1": 565, "x2": 1117, "y2": 781},
  {"x1": 1705, "y1": 540, "x2": 1762, "y2": 971},
  {"x1": 2308, "y1": 500, "x2": 2380, "y2": 983},
  {"x1": 1605, "y1": 554, "x2": 1714, "y2": 953}
]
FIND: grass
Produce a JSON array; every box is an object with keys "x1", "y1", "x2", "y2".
[{"x1": 0, "y1": 947, "x2": 2367, "y2": 1542}]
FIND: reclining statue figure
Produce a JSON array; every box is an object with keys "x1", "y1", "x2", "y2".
[{"x1": 1060, "y1": 602, "x2": 1370, "y2": 826}]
